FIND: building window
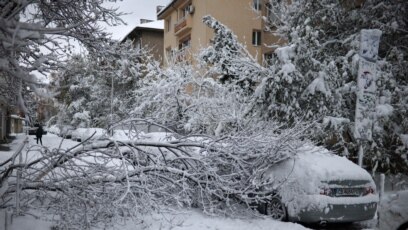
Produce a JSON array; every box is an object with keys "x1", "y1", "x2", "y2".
[
  {"x1": 252, "y1": 30, "x2": 261, "y2": 46},
  {"x1": 135, "y1": 38, "x2": 142, "y2": 50},
  {"x1": 263, "y1": 52, "x2": 276, "y2": 66},
  {"x1": 179, "y1": 35, "x2": 191, "y2": 50},
  {"x1": 166, "y1": 18, "x2": 171, "y2": 32},
  {"x1": 166, "y1": 47, "x2": 173, "y2": 59},
  {"x1": 253, "y1": 0, "x2": 262, "y2": 11},
  {"x1": 180, "y1": 3, "x2": 192, "y2": 20}
]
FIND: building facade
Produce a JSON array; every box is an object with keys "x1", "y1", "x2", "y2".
[
  {"x1": 157, "y1": 0, "x2": 281, "y2": 66},
  {"x1": 0, "y1": 73, "x2": 24, "y2": 142},
  {"x1": 122, "y1": 20, "x2": 164, "y2": 65}
]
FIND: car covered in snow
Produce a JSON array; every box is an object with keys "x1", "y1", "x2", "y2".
[
  {"x1": 379, "y1": 190, "x2": 408, "y2": 230},
  {"x1": 71, "y1": 128, "x2": 106, "y2": 142},
  {"x1": 46, "y1": 125, "x2": 60, "y2": 135},
  {"x1": 58, "y1": 125, "x2": 75, "y2": 138},
  {"x1": 87, "y1": 131, "x2": 175, "y2": 149},
  {"x1": 256, "y1": 146, "x2": 378, "y2": 225}
]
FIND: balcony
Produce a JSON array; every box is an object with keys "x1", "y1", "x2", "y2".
[{"x1": 174, "y1": 16, "x2": 192, "y2": 36}]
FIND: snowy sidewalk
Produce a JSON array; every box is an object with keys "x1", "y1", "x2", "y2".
[
  {"x1": 0, "y1": 133, "x2": 79, "y2": 163},
  {"x1": 0, "y1": 134, "x2": 28, "y2": 163}
]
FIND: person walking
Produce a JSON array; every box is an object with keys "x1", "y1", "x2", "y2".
[{"x1": 36, "y1": 124, "x2": 44, "y2": 145}]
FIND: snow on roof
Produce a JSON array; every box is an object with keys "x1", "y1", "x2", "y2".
[
  {"x1": 157, "y1": 0, "x2": 178, "y2": 18},
  {"x1": 121, "y1": 20, "x2": 164, "y2": 42},
  {"x1": 136, "y1": 20, "x2": 164, "y2": 30}
]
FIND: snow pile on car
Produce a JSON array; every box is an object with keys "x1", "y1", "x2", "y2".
[{"x1": 263, "y1": 145, "x2": 378, "y2": 217}]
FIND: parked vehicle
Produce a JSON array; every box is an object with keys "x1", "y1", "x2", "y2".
[
  {"x1": 379, "y1": 190, "x2": 408, "y2": 230},
  {"x1": 28, "y1": 126, "x2": 38, "y2": 135},
  {"x1": 46, "y1": 125, "x2": 60, "y2": 135},
  {"x1": 58, "y1": 125, "x2": 75, "y2": 139},
  {"x1": 28, "y1": 123, "x2": 47, "y2": 135},
  {"x1": 71, "y1": 128, "x2": 106, "y2": 142},
  {"x1": 256, "y1": 146, "x2": 378, "y2": 225}
]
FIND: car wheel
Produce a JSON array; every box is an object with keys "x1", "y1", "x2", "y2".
[
  {"x1": 266, "y1": 197, "x2": 287, "y2": 221},
  {"x1": 398, "y1": 222, "x2": 408, "y2": 230}
]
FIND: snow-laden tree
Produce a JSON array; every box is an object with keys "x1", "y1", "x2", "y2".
[
  {"x1": 130, "y1": 64, "x2": 193, "y2": 132},
  {"x1": 0, "y1": 0, "x2": 124, "y2": 112},
  {"x1": 258, "y1": 0, "x2": 408, "y2": 172},
  {"x1": 199, "y1": 16, "x2": 267, "y2": 92},
  {"x1": 131, "y1": 59, "x2": 256, "y2": 137},
  {"x1": 51, "y1": 54, "x2": 92, "y2": 127},
  {"x1": 51, "y1": 41, "x2": 158, "y2": 128}
]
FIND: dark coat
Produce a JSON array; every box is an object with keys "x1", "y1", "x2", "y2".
[{"x1": 36, "y1": 126, "x2": 43, "y2": 137}]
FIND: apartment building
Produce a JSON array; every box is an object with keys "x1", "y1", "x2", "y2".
[
  {"x1": 157, "y1": 0, "x2": 281, "y2": 66},
  {"x1": 122, "y1": 19, "x2": 164, "y2": 65},
  {"x1": 0, "y1": 73, "x2": 24, "y2": 142}
]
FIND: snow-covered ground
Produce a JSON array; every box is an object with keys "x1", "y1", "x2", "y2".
[
  {"x1": 2, "y1": 133, "x2": 406, "y2": 230},
  {"x1": 0, "y1": 207, "x2": 309, "y2": 230},
  {"x1": 0, "y1": 133, "x2": 309, "y2": 230}
]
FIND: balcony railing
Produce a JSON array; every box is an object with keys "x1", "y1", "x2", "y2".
[
  {"x1": 174, "y1": 17, "x2": 187, "y2": 33},
  {"x1": 174, "y1": 16, "x2": 192, "y2": 35}
]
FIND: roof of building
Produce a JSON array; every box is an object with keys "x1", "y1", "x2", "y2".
[
  {"x1": 137, "y1": 20, "x2": 164, "y2": 30},
  {"x1": 121, "y1": 20, "x2": 164, "y2": 42},
  {"x1": 157, "y1": 0, "x2": 180, "y2": 19}
]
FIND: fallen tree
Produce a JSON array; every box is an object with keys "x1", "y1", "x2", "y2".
[{"x1": 0, "y1": 120, "x2": 311, "y2": 229}]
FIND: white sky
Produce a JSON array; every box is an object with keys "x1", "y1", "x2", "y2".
[{"x1": 104, "y1": 0, "x2": 171, "y2": 40}]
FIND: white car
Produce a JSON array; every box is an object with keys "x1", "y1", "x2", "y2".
[
  {"x1": 58, "y1": 125, "x2": 75, "y2": 138},
  {"x1": 71, "y1": 128, "x2": 106, "y2": 142},
  {"x1": 379, "y1": 190, "x2": 408, "y2": 230},
  {"x1": 47, "y1": 125, "x2": 60, "y2": 135},
  {"x1": 257, "y1": 146, "x2": 379, "y2": 225}
]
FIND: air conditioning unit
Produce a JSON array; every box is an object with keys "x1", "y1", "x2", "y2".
[{"x1": 188, "y1": 5, "x2": 195, "y2": 14}]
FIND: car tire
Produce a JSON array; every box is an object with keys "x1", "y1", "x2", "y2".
[
  {"x1": 266, "y1": 197, "x2": 287, "y2": 221},
  {"x1": 398, "y1": 222, "x2": 408, "y2": 230}
]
